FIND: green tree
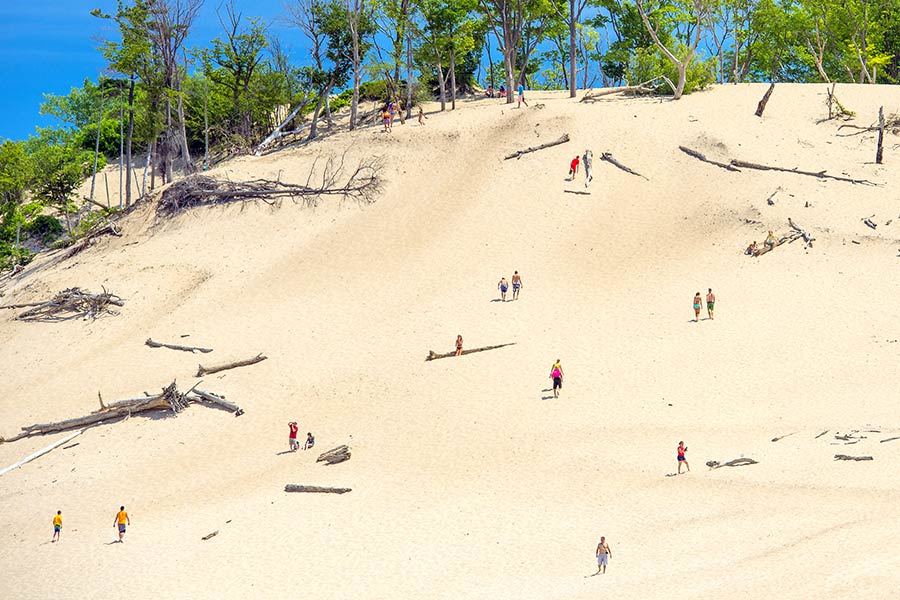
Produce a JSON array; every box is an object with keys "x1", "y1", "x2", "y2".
[{"x1": 29, "y1": 145, "x2": 92, "y2": 235}]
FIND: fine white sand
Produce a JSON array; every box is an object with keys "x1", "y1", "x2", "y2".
[{"x1": 2, "y1": 83, "x2": 900, "y2": 599}]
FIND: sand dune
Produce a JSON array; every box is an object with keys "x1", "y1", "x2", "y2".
[{"x1": 2, "y1": 83, "x2": 900, "y2": 599}]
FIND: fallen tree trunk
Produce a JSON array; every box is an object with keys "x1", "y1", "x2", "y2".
[
  {"x1": 580, "y1": 77, "x2": 667, "y2": 102},
  {"x1": 426, "y1": 342, "x2": 516, "y2": 361},
  {"x1": 2, "y1": 382, "x2": 239, "y2": 443},
  {"x1": 600, "y1": 152, "x2": 648, "y2": 180},
  {"x1": 0, "y1": 430, "x2": 84, "y2": 477},
  {"x1": 201, "y1": 530, "x2": 219, "y2": 541},
  {"x1": 504, "y1": 134, "x2": 570, "y2": 160},
  {"x1": 190, "y1": 389, "x2": 243, "y2": 415},
  {"x1": 706, "y1": 457, "x2": 758, "y2": 469},
  {"x1": 788, "y1": 218, "x2": 814, "y2": 245},
  {"x1": 880, "y1": 436, "x2": 900, "y2": 443},
  {"x1": 678, "y1": 146, "x2": 741, "y2": 172},
  {"x1": 317, "y1": 445, "x2": 351, "y2": 465},
  {"x1": 146, "y1": 338, "x2": 213, "y2": 354},
  {"x1": 834, "y1": 454, "x2": 873, "y2": 461},
  {"x1": 254, "y1": 99, "x2": 313, "y2": 156},
  {"x1": 755, "y1": 82, "x2": 775, "y2": 117},
  {"x1": 196, "y1": 354, "x2": 267, "y2": 377},
  {"x1": 729, "y1": 159, "x2": 876, "y2": 185},
  {"x1": 284, "y1": 485, "x2": 352, "y2": 494}
]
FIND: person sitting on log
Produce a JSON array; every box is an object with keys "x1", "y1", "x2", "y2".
[
  {"x1": 746, "y1": 241, "x2": 759, "y2": 256},
  {"x1": 764, "y1": 230, "x2": 776, "y2": 251},
  {"x1": 304, "y1": 432, "x2": 315, "y2": 450},
  {"x1": 455, "y1": 335, "x2": 464, "y2": 357}
]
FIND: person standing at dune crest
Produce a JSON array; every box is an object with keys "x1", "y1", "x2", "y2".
[
  {"x1": 511, "y1": 271, "x2": 523, "y2": 300},
  {"x1": 677, "y1": 441, "x2": 690, "y2": 474},
  {"x1": 114, "y1": 506, "x2": 130, "y2": 542}
]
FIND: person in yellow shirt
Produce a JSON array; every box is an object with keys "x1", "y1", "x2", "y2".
[
  {"x1": 114, "y1": 506, "x2": 131, "y2": 542},
  {"x1": 52, "y1": 511, "x2": 62, "y2": 543}
]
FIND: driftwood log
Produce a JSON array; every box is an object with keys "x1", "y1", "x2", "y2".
[
  {"x1": 580, "y1": 76, "x2": 673, "y2": 102},
  {"x1": 1, "y1": 287, "x2": 123, "y2": 322},
  {"x1": 564, "y1": 190, "x2": 591, "y2": 196},
  {"x1": 62, "y1": 220, "x2": 122, "y2": 260},
  {"x1": 0, "y1": 430, "x2": 84, "y2": 477},
  {"x1": 146, "y1": 338, "x2": 213, "y2": 354},
  {"x1": 192, "y1": 389, "x2": 244, "y2": 415},
  {"x1": 600, "y1": 152, "x2": 648, "y2": 180},
  {"x1": 284, "y1": 485, "x2": 352, "y2": 494},
  {"x1": 426, "y1": 342, "x2": 516, "y2": 361},
  {"x1": 317, "y1": 445, "x2": 351, "y2": 465},
  {"x1": 504, "y1": 134, "x2": 570, "y2": 160},
  {"x1": 880, "y1": 436, "x2": 900, "y2": 443},
  {"x1": 1, "y1": 382, "x2": 240, "y2": 443},
  {"x1": 755, "y1": 82, "x2": 775, "y2": 117},
  {"x1": 771, "y1": 432, "x2": 796, "y2": 442},
  {"x1": 815, "y1": 430, "x2": 829, "y2": 439},
  {"x1": 678, "y1": 146, "x2": 741, "y2": 172},
  {"x1": 201, "y1": 530, "x2": 219, "y2": 541},
  {"x1": 834, "y1": 454, "x2": 873, "y2": 461},
  {"x1": 788, "y1": 218, "x2": 814, "y2": 245},
  {"x1": 196, "y1": 353, "x2": 267, "y2": 377},
  {"x1": 706, "y1": 457, "x2": 759, "y2": 469}
]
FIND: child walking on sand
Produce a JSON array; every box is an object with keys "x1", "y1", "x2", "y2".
[
  {"x1": 52, "y1": 511, "x2": 62, "y2": 543},
  {"x1": 418, "y1": 106, "x2": 426, "y2": 125},
  {"x1": 677, "y1": 441, "x2": 690, "y2": 474}
]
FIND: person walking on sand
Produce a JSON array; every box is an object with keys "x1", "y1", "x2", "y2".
[
  {"x1": 498, "y1": 276, "x2": 509, "y2": 302},
  {"x1": 511, "y1": 271, "x2": 523, "y2": 300},
  {"x1": 550, "y1": 359, "x2": 564, "y2": 398},
  {"x1": 583, "y1": 150, "x2": 593, "y2": 188},
  {"x1": 517, "y1": 83, "x2": 528, "y2": 108},
  {"x1": 568, "y1": 155, "x2": 580, "y2": 180},
  {"x1": 51, "y1": 510, "x2": 62, "y2": 543},
  {"x1": 456, "y1": 335, "x2": 464, "y2": 357},
  {"x1": 693, "y1": 292, "x2": 702, "y2": 322},
  {"x1": 596, "y1": 536, "x2": 612, "y2": 573},
  {"x1": 382, "y1": 108, "x2": 392, "y2": 132},
  {"x1": 706, "y1": 288, "x2": 716, "y2": 320},
  {"x1": 289, "y1": 421, "x2": 299, "y2": 451},
  {"x1": 677, "y1": 441, "x2": 690, "y2": 474},
  {"x1": 114, "y1": 506, "x2": 130, "y2": 542},
  {"x1": 418, "y1": 106, "x2": 426, "y2": 125}
]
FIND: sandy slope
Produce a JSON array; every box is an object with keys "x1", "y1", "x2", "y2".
[{"x1": 2, "y1": 83, "x2": 900, "y2": 599}]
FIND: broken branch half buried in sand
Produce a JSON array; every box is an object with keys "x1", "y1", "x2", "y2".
[
  {"x1": 284, "y1": 485, "x2": 352, "y2": 494},
  {"x1": 146, "y1": 338, "x2": 213, "y2": 354},
  {"x1": 504, "y1": 134, "x2": 569, "y2": 160},
  {"x1": 426, "y1": 343, "x2": 516, "y2": 361},
  {"x1": 196, "y1": 353, "x2": 267, "y2": 377}
]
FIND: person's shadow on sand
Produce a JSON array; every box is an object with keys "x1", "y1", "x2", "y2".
[
  {"x1": 275, "y1": 450, "x2": 294, "y2": 456},
  {"x1": 541, "y1": 395, "x2": 555, "y2": 400},
  {"x1": 490, "y1": 299, "x2": 503, "y2": 303}
]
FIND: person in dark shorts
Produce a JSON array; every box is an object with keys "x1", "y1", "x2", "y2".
[
  {"x1": 456, "y1": 335, "x2": 463, "y2": 357},
  {"x1": 114, "y1": 506, "x2": 130, "y2": 542},
  {"x1": 511, "y1": 271, "x2": 523, "y2": 300},
  {"x1": 304, "y1": 432, "x2": 315, "y2": 450},
  {"x1": 677, "y1": 441, "x2": 690, "y2": 474},
  {"x1": 549, "y1": 359, "x2": 564, "y2": 398},
  {"x1": 498, "y1": 277, "x2": 509, "y2": 302}
]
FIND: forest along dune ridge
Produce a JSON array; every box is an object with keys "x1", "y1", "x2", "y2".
[{"x1": 2, "y1": 84, "x2": 900, "y2": 599}]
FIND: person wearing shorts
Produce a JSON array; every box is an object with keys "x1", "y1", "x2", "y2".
[
  {"x1": 52, "y1": 511, "x2": 62, "y2": 543},
  {"x1": 511, "y1": 271, "x2": 523, "y2": 300},
  {"x1": 456, "y1": 335, "x2": 463, "y2": 357},
  {"x1": 706, "y1": 288, "x2": 715, "y2": 320},
  {"x1": 304, "y1": 432, "x2": 315, "y2": 450},
  {"x1": 569, "y1": 156, "x2": 580, "y2": 179},
  {"x1": 517, "y1": 84, "x2": 528, "y2": 108},
  {"x1": 382, "y1": 110, "x2": 392, "y2": 132},
  {"x1": 693, "y1": 292, "x2": 702, "y2": 322},
  {"x1": 498, "y1": 277, "x2": 509, "y2": 302},
  {"x1": 596, "y1": 536, "x2": 612, "y2": 573},
  {"x1": 677, "y1": 441, "x2": 690, "y2": 474},
  {"x1": 550, "y1": 360, "x2": 564, "y2": 398},
  {"x1": 289, "y1": 421, "x2": 299, "y2": 451},
  {"x1": 114, "y1": 506, "x2": 130, "y2": 542}
]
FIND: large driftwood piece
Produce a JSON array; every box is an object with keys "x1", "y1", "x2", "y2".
[
  {"x1": 146, "y1": 338, "x2": 213, "y2": 354},
  {"x1": 196, "y1": 353, "x2": 267, "y2": 377},
  {"x1": 755, "y1": 82, "x2": 775, "y2": 117},
  {"x1": 788, "y1": 218, "x2": 814, "y2": 245},
  {"x1": 1, "y1": 382, "x2": 240, "y2": 443},
  {"x1": 254, "y1": 99, "x2": 313, "y2": 156},
  {"x1": 1, "y1": 287, "x2": 123, "y2": 322},
  {"x1": 678, "y1": 146, "x2": 741, "y2": 172},
  {"x1": 706, "y1": 457, "x2": 758, "y2": 469},
  {"x1": 284, "y1": 485, "x2": 352, "y2": 494},
  {"x1": 880, "y1": 436, "x2": 900, "y2": 443},
  {"x1": 317, "y1": 445, "x2": 351, "y2": 465},
  {"x1": 729, "y1": 159, "x2": 876, "y2": 185},
  {"x1": 580, "y1": 77, "x2": 670, "y2": 102},
  {"x1": 834, "y1": 454, "x2": 873, "y2": 461},
  {"x1": 0, "y1": 430, "x2": 83, "y2": 477},
  {"x1": 600, "y1": 152, "x2": 648, "y2": 180},
  {"x1": 191, "y1": 389, "x2": 243, "y2": 415},
  {"x1": 504, "y1": 134, "x2": 570, "y2": 160},
  {"x1": 426, "y1": 342, "x2": 516, "y2": 361},
  {"x1": 876, "y1": 106, "x2": 885, "y2": 164}
]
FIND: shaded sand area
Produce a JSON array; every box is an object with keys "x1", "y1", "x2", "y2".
[{"x1": 2, "y1": 83, "x2": 900, "y2": 598}]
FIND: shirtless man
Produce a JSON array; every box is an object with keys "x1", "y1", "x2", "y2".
[
  {"x1": 511, "y1": 271, "x2": 523, "y2": 300},
  {"x1": 596, "y1": 536, "x2": 612, "y2": 573},
  {"x1": 498, "y1": 277, "x2": 509, "y2": 302},
  {"x1": 706, "y1": 288, "x2": 715, "y2": 320}
]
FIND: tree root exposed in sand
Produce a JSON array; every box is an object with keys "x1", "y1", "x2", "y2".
[
  {"x1": 0, "y1": 381, "x2": 241, "y2": 444},
  {"x1": 0, "y1": 287, "x2": 123, "y2": 322},
  {"x1": 600, "y1": 152, "x2": 648, "y2": 180}
]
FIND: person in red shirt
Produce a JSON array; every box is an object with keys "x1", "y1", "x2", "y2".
[
  {"x1": 568, "y1": 156, "x2": 580, "y2": 179},
  {"x1": 677, "y1": 441, "x2": 690, "y2": 474},
  {"x1": 288, "y1": 421, "x2": 299, "y2": 451}
]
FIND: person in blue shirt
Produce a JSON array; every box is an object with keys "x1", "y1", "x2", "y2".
[{"x1": 517, "y1": 83, "x2": 528, "y2": 108}]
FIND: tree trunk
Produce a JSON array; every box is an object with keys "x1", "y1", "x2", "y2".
[
  {"x1": 569, "y1": 0, "x2": 577, "y2": 98},
  {"x1": 406, "y1": 34, "x2": 414, "y2": 120},
  {"x1": 348, "y1": 1, "x2": 362, "y2": 130},
  {"x1": 89, "y1": 93, "x2": 104, "y2": 203},
  {"x1": 125, "y1": 75, "x2": 135, "y2": 208},
  {"x1": 876, "y1": 105, "x2": 885, "y2": 164},
  {"x1": 436, "y1": 59, "x2": 447, "y2": 111},
  {"x1": 449, "y1": 48, "x2": 457, "y2": 110},
  {"x1": 118, "y1": 92, "x2": 124, "y2": 209},
  {"x1": 177, "y1": 80, "x2": 193, "y2": 175}
]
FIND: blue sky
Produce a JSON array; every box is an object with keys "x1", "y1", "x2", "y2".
[{"x1": 0, "y1": 0, "x2": 306, "y2": 141}]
